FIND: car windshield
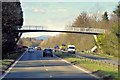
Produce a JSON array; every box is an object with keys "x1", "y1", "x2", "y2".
[
  {"x1": 44, "y1": 49, "x2": 52, "y2": 51},
  {"x1": 28, "y1": 48, "x2": 33, "y2": 49},
  {"x1": 69, "y1": 47, "x2": 75, "y2": 49}
]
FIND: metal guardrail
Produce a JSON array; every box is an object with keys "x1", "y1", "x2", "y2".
[
  {"x1": 56, "y1": 51, "x2": 118, "y2": 71},
  {"x1": 75, "y1": 54, "x2": 118, "y2": 67}
]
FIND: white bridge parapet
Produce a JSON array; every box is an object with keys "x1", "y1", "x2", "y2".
[
  {"x1": 19, "y1": 26, "x2": 105, "y2": 34},
  {"x1": 19, "y1": 26, "x2": 44, "y2": 30},
  {"x1": 66, "y1": 27, "x2": 105, "y2": 34}
]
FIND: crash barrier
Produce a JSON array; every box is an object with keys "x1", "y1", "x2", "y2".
[{"x1": 75, "y1": 54, "x2": 118, "y2": 71}]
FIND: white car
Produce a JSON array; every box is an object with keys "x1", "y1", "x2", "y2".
[
  {"x1": 67, "y1": 45, "x2": 76, "y2": 54},
  {"x1": 27, "y1": 47, "x2": 34, "y2": 53}
]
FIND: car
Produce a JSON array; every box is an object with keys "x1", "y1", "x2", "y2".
[
  {"x1": 60, "y1": 44, "x2": 66, "y2": 53},
  {"x1": 54, "y1": 45, "x2": 59, "y2": 52},
  {"x1": 27, "y1": 47, "x2": 34, "y2": 53},
  {"x1": 67, "y1": 45, "x2": 76, "y2": 54},
  {"x1": 43, "y1": 48, "x2": 53, "y2": 57},
  {"x1": 37, "y1": 47, "x2": 41, "y2": 50}
]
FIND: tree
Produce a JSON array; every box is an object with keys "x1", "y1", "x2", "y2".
[
  {"x1": 113, "y1": 2, "x2": 120, "y2": 38},
  {"x1": 73, "y1": 12, "x2": 91, "y2": 28},
  {"x1": 102, "y1": 11, "x2": 109, "y2": 21},
  {"x1": 2, "y1": 2, "x2": 23, "y2": 57},
  {"x1": 113, "y1": 2, "x2": 120, "y2": 18}
]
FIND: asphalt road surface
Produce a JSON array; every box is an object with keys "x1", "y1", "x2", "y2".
[{"x1": 2, "y1": 50, "x2": 99, "y2": 80}]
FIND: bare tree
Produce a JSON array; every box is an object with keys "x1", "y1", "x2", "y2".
[{"x1": 73, "y1": 12, "x2": 91, "y2": 28}]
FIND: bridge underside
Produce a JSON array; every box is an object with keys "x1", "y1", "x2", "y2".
[{"x1": 14, "y1": 30, "x2": 101, "y2": 35}]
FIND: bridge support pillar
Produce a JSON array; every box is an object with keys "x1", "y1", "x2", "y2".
[{"x1": 15, "y1": 33, "x2": 22, "y2": 44}]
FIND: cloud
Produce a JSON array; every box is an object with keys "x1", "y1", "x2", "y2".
[
  {"x1": 20, "y1": 0, "x2": 119, "y2": 2},
  {"x1": 57, "y1": 8, "x2": 67, "y2": 12},
  {"x1": 33, "y1": 8, "x2": 46, "y2": 13}
]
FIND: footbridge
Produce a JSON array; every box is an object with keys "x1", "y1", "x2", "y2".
[
  {"x1": 14, "y1": 26, "x2": 106, "y2": 43},
  {"x1": 16, "y1": 26, "x2": 105, "y2": 34}
]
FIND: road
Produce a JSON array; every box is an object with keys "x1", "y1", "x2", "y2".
[
  {"x1": 76, "y1": 53, "x2": 118, "y2": 65},
  {"x1": 2, "y1": 50, "x2": 99, "y2": 80}
]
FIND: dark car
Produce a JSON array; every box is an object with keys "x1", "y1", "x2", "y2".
[{"x1": 43, "y1": 48, "x2": 53, "y2": 57}]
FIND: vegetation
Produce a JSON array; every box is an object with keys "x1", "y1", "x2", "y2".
[
  {"x1": 102, "y1": 12, "x2": 109, "y2": 21},
  {"x1": 1, "y1": 1, "x2": 24, "y2": 74},
  {"x1": 54, "y1": 52, "x2": 118, "y2": 79},
  {"x1": 40, "y1": 34, "x2": 95, "y2": 50},
  {"x1": 18, "y1": 38, "x2": 43, "y2": 47},
  {"x1": 1, "y1": 49, "x2": 25, "y2": 74},
  {"x1": 72, "y1": 12, "x2": 91, "y2": 27},
  {"x1": 2, "y1": 2, "x2": 23, "y2": 58},
  {"x1": 114, "y1": 2, "x2": 120, "y2": 18},
  {"x1": 40, "y1": 2, "x2": 119, "y2": 58}
]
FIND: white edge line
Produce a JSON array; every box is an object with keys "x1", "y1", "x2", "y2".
[
  {"x1": 0, "y1": 51, "x2": 26, "y2": 79},
  {"x1": 55, "y1": 55, "x2": 100, "y2": 79}
]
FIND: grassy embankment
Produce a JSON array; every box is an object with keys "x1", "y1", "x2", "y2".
[
  {"x1": 0, "y1": 49, "x2": 26, "y2": 74},
  {"x1": 54, "y1": 51, "x2": 118, "y2": 79}
]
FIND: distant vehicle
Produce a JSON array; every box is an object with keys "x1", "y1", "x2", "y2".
[
  {"x1": 43, "y1": 48, "x2": 53, "y2": 57},
  {"x1": 35, "y1": 47, "x2": 38, "y2": 49},
  {"x1": 37, "y1": 47, "x2": 41, "y2": 50},
  {"x1": 67, "y1": 45, "x2": 76, "y2": 54},
  {"x1": 28, "y1": 47, "x2": 34, "y2": 53},
  {"x1": 60, "y1": 44, "x2": 66, "y2": 51},
  {"x1": 54, "y1": 45, "x2": 59, "y2": 52}
]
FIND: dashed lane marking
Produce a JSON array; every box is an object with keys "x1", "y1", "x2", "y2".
[
  {"x1": 55, "y1": 55, "x2": 100, "y2": 79},
  {"x1": 45, "y1": 69, "x2": 48, "y2": 71}
]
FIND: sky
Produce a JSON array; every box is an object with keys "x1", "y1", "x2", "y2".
[{"x1": 20, "y1": 0, "x2": 119, "y2": 37}]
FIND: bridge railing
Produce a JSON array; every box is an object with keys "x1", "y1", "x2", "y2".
[
  {"x1": 19, "y1": 26, "x2": 44, "y2": 30},
  {"x1": 18, "y1": 26, "x2": 106, "y2": 34},
  {"x1": 66, "y1": 27, "x2": 106, "y2": 34}
]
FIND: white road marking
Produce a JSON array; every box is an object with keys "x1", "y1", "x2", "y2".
[
  {"x1": 50, "y1": 75, "x2": 53, "y2": 78},
  {"x1": 0, "y1": 51, "x2": 26, "y2": 79},
  {"x1": 1, "y1": 52, "x2": 99, "y2": 79},
  {"x1": 55, "y1": 55, "x2": 100, "y2": 79},
  {"x1": 45, "y1": 69, "x2": 48, "y2": 71}
]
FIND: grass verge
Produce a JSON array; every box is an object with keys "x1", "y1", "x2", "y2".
[
  {"x1": 54, "y1": 51, "x2": 118, "y2": 80},
  {"x1": 0, "y1": 49, "x2": 26, "y2": 74}
]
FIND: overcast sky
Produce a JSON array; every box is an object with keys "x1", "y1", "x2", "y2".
[
  {"x1": 20, "y1": 0, "x2": 118, "y2": 37},
  {"x1": 20, "y1": 0, "x2": 119, "y2": 2}
]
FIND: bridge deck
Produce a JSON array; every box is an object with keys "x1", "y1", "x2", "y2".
[
  {"x1": 15, "y1": 30, "x2": 102, "y2": 35},
  {"x1": 14, "y1": 26, "x2": 106, "y2": 35}
]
